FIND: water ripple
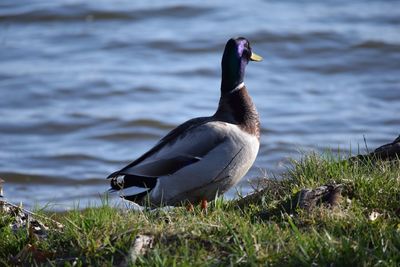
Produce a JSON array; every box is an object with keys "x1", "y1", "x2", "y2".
[
  {"x1": 0, "y1": 172, "x2": 104, "y2": 185},
  {"x1": 0, "y1": 3, "x2": 213, "y2": 23}
]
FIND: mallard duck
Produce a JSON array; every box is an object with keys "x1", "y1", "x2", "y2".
[{"x1": 108, "y1": 37, "x2": 262, "y2": 207}]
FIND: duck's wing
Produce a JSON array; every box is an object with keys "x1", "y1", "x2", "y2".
[
  {"x1": 107, "y1": 117, "x2": 227, "y2": 200},
  {"x1": 107, "y1": 116, "x2": 211, "y2": 179}
]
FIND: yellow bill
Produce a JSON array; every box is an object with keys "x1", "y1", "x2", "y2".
[{"x1": 250, "y1": 52, "x2": 263, "y2": 62}]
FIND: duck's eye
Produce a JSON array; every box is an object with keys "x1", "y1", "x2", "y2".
[{"x1": 242, "y1": 48, "x2": 251, "y2": 58}]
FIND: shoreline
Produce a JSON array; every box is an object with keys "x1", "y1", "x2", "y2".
[{"x1": 1, "y1": 136, "x2": 399, "y2": 265}]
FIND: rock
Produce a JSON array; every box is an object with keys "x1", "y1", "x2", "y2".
[
  {"x1": 373, "y1": 135, "x2": 400, "y2": 160},
  {"x1": 257, "y1": 183, "x2": 344, "y2": 220},
  {"x1": 296, "y1": 184, "x2": 344, "y2": 211},
  {"x1": 120, "y1": 234, "x2": 154, "y2": 266},
  {"x1": 0, "y1": 199, "x2": 63, "y2": 240},
  {"x1": 349, "y1": 135, "x2": 400, "y2": 162},
  {"x1": 369, "y1": 211, "x2": 381, "y2": 221}
]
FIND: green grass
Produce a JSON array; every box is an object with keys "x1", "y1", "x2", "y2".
[{"x1": 1, "y1": 153, "x2": 400, "y2": 266}]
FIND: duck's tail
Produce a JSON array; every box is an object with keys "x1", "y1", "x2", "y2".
[{"x1": 108, "y1": 172, "x2": 158, "y2": 203}]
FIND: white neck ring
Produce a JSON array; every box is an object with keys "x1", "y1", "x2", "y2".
[{"x1": 230, "y1": 82, "x2": 245, "y2": 94}]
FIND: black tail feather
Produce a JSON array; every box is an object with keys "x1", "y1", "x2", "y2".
[
  {"x1": 110, "y1": 174, "x2": 158, "y2": 191},
  {"x1": 109, "y1": 174, "x2": 158, "y2": 203},
  {"x1": 107, "y1": 171, "x2": 121, "y2": 179}
]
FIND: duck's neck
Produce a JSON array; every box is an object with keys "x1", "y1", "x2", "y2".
[
  {"x1": 214, "y1": 84, "x2": 260, "y2": 138},
  {"x1": 220, "y1": 61, "x2": 246, "y2": 95}
]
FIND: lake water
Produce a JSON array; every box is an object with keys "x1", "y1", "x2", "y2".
[{"x1": 1, "y1": 0, "x2": 399, "y2": 209}]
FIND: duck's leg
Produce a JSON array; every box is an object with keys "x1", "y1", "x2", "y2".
[
  {"x1": 186, "y1": 202, "x2": 194, "y2": 212},
  {"x1": 185, "y1": 199, "x2": 207, "y2": 214},
  {"x1": 201, "y1": 198, "x2": 208, "y2": 215}
]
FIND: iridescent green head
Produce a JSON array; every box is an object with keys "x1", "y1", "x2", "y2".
[{"x1": 221, "y1": 37, "x2": 262, "y2": 93}]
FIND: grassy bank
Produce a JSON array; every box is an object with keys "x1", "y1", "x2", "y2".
[{"x1": 1, "y1": 154, "x2": 400, "y2": 266}]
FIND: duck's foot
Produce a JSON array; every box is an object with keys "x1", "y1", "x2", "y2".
[
  {"x1": 185, "y1": 199, "x2": 207, "y2": 214},
  {"x1": 201, "y1": 198, "x2": 208, "y2": 215},
  {"x1": 186, "y1": 202, "x2": 194, "y2": 212}
]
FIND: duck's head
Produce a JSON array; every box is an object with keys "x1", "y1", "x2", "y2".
[{"x1": 221, "y1": 37, "x2": 262, "y2": 93}]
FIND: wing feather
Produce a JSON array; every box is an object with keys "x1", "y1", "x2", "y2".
[
  {"x1": 107, "y1": 117, "x2": 211, "y2": 179},
  {"x1": 107, "y1": 119, "x2": 229, "y2": 203},
  {"x1": 108, "y1": 117, "x2": 229, "y2": 179}
]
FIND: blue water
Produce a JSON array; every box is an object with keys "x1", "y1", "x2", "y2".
[{"x1": 1, "y1": 0, "x2": 399, "y2": 209}]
